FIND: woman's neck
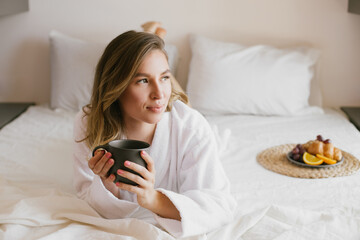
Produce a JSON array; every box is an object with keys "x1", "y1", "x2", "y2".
[{"x1": 124, "y1": 122, "x2": 157, "y2": 145}]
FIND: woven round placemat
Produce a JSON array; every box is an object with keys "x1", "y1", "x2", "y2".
[{"x1": 257, "y1": 144, "x2": 360, "y2": 178}]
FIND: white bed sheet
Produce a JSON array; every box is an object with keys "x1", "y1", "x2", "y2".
[{"x1": 0, "y1": 106, "x2": 359, "y2": 239}]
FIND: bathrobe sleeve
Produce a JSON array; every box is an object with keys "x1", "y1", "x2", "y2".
[
  {"x1": 72, "y1": 110, "x2": 139, "y2": 218},
  {"x1": 154, "y1": 102, "x2": 237, "y2": 238}
]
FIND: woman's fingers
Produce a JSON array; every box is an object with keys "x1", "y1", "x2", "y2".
[
  {"x1": 117, "y1": 168, "x2": 147, "y2": 186},
  {"x1": 114, "y1": 151, "x2": 157, "y2": 202},
  {"x1": 89, "y1": 151, "x2": 114, "y2": 178},
  {"x1": 115, "y1": 169, "x2": 145, "y2": 196},
  {"x1": 115, "y1": 152, "x2": 158, "y2": 209},
  {"x1": 140, "y1": 151, "x2": 155, "y2": 174},
  {"x1": 105, "y1": 174, "x2": 116, "y2": 183},
  {"x1": 115, "y1": 180, "x2": 143, "y2": 195},
  {"x1": 96, "y1": 157, "x2": 114, "y2": 178},
  {"x1": 123, "y1": 160, "x2": 154, "y2": 183},
  {"x1": 115, "y1": 151, "x2": 155, "y2": 185},
  {"x1": 88, "y1": 150, "x2": 104, "y2": 169},
  {"x1": 93, "y1": 152, "x2": 111, "y2": 173}
]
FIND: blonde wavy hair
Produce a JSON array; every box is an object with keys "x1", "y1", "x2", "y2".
[{"x1": 81, "y1": 30, "x2": 188, "y2": 150}]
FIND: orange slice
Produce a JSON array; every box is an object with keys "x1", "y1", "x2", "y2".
[
  {"x1": 316, "y1": 154, "x2": 337, "y2": 165},
  {"x1": 303, "y1": 152, "x2": 323, "y2": 166}
]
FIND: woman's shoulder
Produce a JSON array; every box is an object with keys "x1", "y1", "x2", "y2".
[
  {"x1": 170, "y1": 100, "x2": 210, "y2": 131},
  {"x1": 171, "y1": 100, "x2": 203, "y2": 119}
]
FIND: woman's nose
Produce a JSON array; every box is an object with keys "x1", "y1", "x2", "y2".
[{"x1": 150, "y1": 83, "x2": 164, "y2": 99}]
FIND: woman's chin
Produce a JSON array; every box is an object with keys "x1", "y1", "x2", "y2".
[{"x1": 144, "y1": 114, "x2": 164, "y2": 124}]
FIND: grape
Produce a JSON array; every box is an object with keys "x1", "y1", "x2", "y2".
[
  {"x1": 299, "y1": 148, "x2": 305, "y2": 155},
  {"x1": 324, "y1": 139, "x2": 331, "y2": 144},
  {"x1": 293, "y1": 154, "x2": 300, "y2": 160},
  {"x1": 292, "y1": 148, "x2": 300, "y2": 154},
  {"x1": 316, "y1": 135, "x2": 324, "y2": 141}
]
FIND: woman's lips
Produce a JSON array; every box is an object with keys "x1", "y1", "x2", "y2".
[{"x1": 146, "y1": 105, "x2": 164, "y2": 113}]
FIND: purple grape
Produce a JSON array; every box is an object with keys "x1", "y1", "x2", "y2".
[
  {"x1": 293, "y1": 154, "x2": 300, "y2": 160},
  {"x1": 292, "y1": 148, "x2": 300, "y2": 154},
  {"x1": 299, "y1": 148, "x2": 305, "y2": 155},
  {"x1": 316, "y1": 135, "x2": 324, "y2": 141}
]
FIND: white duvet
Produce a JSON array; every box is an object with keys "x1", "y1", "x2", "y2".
[{"x1": 0, "y1": 106, "x2": 359, "y2": 240}]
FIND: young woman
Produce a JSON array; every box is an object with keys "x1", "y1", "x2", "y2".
[{"x1": 73, "y1": 30, "x2": 236, "y2": 237}]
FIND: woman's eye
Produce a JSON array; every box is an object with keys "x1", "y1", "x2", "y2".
[
  {"x1": 161, "y1": 76, "x2": 170, "y2": 81},
  {"x1": 137, "y1": 79, "x2": 148, "y2": 84}
]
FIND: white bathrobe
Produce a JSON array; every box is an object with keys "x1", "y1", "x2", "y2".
[{"x1": 73, "y1": 100, "x2": 237, "y2": 238}]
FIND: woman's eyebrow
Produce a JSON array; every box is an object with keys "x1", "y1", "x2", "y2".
[
  {"x1": 135, "y1": 69, "x2": 170, "y2": 77},
  {"x1": 161, "y1": 69, "x2": 171, "y2": 75},
  {"x1": 134, "y1": 73, "x2": 150, "y2": 77}
]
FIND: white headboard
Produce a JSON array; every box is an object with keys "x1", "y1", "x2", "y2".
[{"x1": 0, "y1": 0, "x2": 359, "y2": 107}]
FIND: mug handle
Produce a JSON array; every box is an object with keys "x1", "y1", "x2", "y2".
[{"x1": 92, "y1": 144, "x2": 109, "y2": 157}]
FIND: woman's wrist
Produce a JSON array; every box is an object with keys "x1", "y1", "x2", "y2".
[
  {"x1": 147, "y1": 190, "x2": 181, "y2": 221},
  {"x1": 101, "y1": 177, "x2": 119, "y2": 198}
]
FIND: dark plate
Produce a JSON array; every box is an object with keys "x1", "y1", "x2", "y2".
[{"x1": 287, "y1": 152, "x2": 344, "y2": 168}]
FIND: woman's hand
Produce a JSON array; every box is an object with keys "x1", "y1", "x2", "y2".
[
  {"x1": 115, "y1": 151, "x2": 181, "y2": 220},
  {"x1": 115, "y1": 150, "x2": 157, "y2": 208},
  {"x1": 88, "y1": 150, "x2": 118, "y2": 195}
]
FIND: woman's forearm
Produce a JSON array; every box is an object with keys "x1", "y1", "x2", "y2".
[{"x1": 150, "y1": 191, "x2": 181, "y2": 221}]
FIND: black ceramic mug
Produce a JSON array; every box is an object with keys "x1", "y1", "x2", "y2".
[{"x1": 92, "y1": 139, "x2": 150, "y2": 186}]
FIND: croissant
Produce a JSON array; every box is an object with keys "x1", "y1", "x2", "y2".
[
  {"x1": 323, "y1": 142, "x2": 334, "y2": 159},
  {"x1": 302, "y1": 140, "x2": 314, "y2": 151},
  {"x1": 305, "y1": 140, "x2": 342, "y2": 161},
  {"x1": 307, "y1": 140, "x2": 324, "y2": 155},
  {"x1": 333, "y1": 148, "x2": 343, "y2": 161}
]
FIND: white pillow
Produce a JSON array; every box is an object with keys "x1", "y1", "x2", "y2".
[
  {"x1": 187, "y1": 34, "x2": 323, "y2": 116},
  {"x1": 49, "y1": 30, "x2": 179, "y2": 111}
]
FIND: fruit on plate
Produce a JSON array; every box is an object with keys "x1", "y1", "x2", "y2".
[
  {"x1": 290, "y1": 144, "x2": 306, "y2": 161},
  {"x1": 316, "y1": 154, "x2": 337, "y2": 165},
  {"x1": 303, "y1": 135, "x2": 342, "y2": 161},
  {"x1": 303, "y1": 152, "x2": 323, "y2": 166},
  {"x1": 290, "y1": 135, "x2": 343, "y2": 166}
]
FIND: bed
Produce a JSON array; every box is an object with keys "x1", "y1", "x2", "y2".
[{"x1": 0, "y1": 31, "x2": 360, "y2": 240}]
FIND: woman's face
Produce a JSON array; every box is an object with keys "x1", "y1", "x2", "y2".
[{"x1": 119, "y1": 49, "x2": 171, "y2": 126}]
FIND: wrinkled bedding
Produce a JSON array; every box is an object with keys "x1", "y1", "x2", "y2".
[{"x1": 0, "y1": 106, "x2": 359, "y2": 240}]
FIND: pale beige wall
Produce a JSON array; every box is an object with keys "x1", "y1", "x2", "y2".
[{"x1": 0, "y1": 0, "x2": 359, "y2": 107}]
